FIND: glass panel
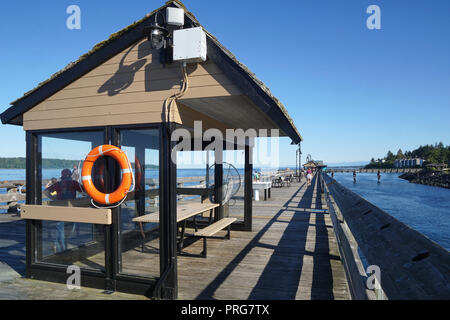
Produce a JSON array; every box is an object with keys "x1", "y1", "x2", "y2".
[
  {"x1": 223, "y1": 150, "x2": 245, "y2": 222},
  {"x1": 177, "y1": 150, "x2": 210, "y2": 204},
  {"x1": 36, "y1": 131, "x2": 105, "y2": 271},
  {"x1": 118, "y1": 128, "x2": 160, "y2": 278}
]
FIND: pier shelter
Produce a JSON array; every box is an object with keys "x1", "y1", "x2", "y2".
[
  {"x1": 0, "y1": 1, "x2": 302, "y2": 298},
  {"x1": 303, "y1": 160, "x2": 326, "y2": 171}
]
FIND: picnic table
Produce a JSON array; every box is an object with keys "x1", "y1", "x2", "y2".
[
  {"x1": 252, "y1": 181, "x2": 272, "y2": 201},
  {"x1": 133, "y1": 202, "x2": 235, "y2": 257}
]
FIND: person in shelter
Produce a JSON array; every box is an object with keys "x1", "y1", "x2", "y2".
[{"x1": 44, "y1": 168, "x2": 83, "y2": 253}]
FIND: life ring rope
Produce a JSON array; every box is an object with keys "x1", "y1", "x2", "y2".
[{"x1": 81, "y1": 145, "x2": 135, "y2": 208}]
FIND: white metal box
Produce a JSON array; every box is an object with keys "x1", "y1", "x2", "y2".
[
  {"x1": 173, "y1": 27, "x2": 207, "y2": 63},
  {"x1": 166, "y1": 7, "x2": 184, "y2": 26}
]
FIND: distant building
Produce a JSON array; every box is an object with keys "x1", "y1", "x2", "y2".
[
  {"x1": 395, "y1": 158, "x2": 423, "y2": 168},
  {"x1": 303, "y1": 160, "x2": 326, "y2": 170}
]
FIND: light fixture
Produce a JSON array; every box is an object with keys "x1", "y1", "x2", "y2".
[{"x1": 143, "y1": 11, "x2": 168, "y2": 50}]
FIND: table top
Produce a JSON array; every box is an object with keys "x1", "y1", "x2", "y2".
[
  {"x1": 253, "y1": 181, "x2": 272, "y2": 189},
  {"x1": 132, "y1": 202, "x2": 219, "y2": 223}
]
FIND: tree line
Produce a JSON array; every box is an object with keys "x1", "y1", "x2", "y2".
[
  {"x1": 366, "y1": 142, "x2": 450, "y2": 169},
  {"x1": 0, "y1": 157, "x2": 159, "y2": 169},
  {"x1": 0, "y1": 157, "x2": 79, "y2": 169}
]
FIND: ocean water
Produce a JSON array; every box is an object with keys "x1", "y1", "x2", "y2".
[
  {"x1": 2, "y1": 169, "x2": 448, "y2": 251},
  {"x1": 0, "y1": 168, "x2": 206, "y2": 181},
  {"x1": 0, "y1": 167, "x2": 265, "y2": 212},
  {"x1": 331, "y1": 172, "x2": 450, "y2": 251},
  {"x1": 0, "y1": 167, "x2": 268, "y2": 182}
]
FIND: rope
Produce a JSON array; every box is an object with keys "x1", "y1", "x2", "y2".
[
  {"x1": 164, "y1": 62, "x2": 189, "y2": 123},
  {"x1": 90, "y1": 195, "x2": 128, "y2": 210}
]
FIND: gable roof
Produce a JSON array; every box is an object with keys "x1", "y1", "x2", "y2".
[{"x1": 0, "y1": 0, "x2": 302, "y2": 144}]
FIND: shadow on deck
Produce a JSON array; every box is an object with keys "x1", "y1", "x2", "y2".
[
  {"x1": 177, "y1": 175, "x2": 349, "y2": 299},
  {"x1": 0, "y1": 216, "x2": 26, "y2": 279}
]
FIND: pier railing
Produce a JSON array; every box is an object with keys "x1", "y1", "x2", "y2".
[
  {"x1": 329, "y1": 168, "x2": 422, "y2": 173},
  {"x1": 0, "y1": 182, "x2": 26, "y2": 213},
  {"x1": 321, "y1": 175, "x2": 382, "y2": 299},
  {"x1": 322, "y1": 171, "x2": 450, "y2": 300}
]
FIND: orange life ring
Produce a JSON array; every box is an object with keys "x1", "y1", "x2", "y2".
[{"x1": 81, "y1": 145, "x2": 132, "y2": 205}]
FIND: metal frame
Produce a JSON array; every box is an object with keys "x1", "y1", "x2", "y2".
[
  {"x1": 23, "y1": 121, "x2": 254, "y2": 298},
  {"x1": 244, "y1": 138, "x2": 253, "y2": 231},
  {"x1": 177, "y1": 136, "x2": 253, "y2": 231},
  {"x1": 23, "y1": 123, "x2": 179, "y2": 298},
  {"x1": 157, "y1": 121, "x2": 178, "y2": 299},
  {"x1": 25, "y1": 126, "x2": 111, "y2": 287},
  {"x1": 111, "y1": 122, "x2": 178, "y2": 299}
]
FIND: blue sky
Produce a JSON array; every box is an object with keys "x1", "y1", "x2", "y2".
[{"x1": 0, "y1": 0, "x2": 449, "y2": 166}]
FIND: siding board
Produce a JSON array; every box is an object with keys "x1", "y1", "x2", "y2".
[
  {"x1": 23, "y1": 112, "x2": 165, "y2": 130},
  {"x1": 25, "y1": 84, "x2": 241, "y2": 113},
  {"x1": 79, "y1": 58, "x2": 220, "y2": 82},
  {"x1": 65, "y1": 64, "x2": 223, "y2": 90},
  {"x1": 44, "y1": 74, "x2": 234, "y2": 101},
  {"x1": 23, "y1": 38, "x2": 241, "y2": 130}
]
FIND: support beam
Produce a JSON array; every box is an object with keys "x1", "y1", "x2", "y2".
[
  {"x1": 158, "y1": 122, "x2": 178, "y2": 299},
  {"x1": 25, "y1": 131, "x2": 37, "y2": 275},
  {"x1": 244, "y1": 138, "x2": 253, "y2": 231},
  {"x1": 214, "y1": 149, "x2": 223, "y2": 221}
]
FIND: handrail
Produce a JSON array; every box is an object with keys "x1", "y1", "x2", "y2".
[
  {"x1": 323, "y1": 171, "x2": 450, "y2": 299},
  {"x1": 322, "y1": 173, "x2": 377, "y2": 300}
]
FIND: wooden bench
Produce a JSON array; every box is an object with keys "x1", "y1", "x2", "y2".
[
  {"x1": 193, "y1": 217, "x2": 237, "y2": 258},
  {"x1": 132, "y1": 202, "x2": 219, "y2": 254}
]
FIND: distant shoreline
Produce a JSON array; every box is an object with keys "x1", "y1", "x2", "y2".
[{"x1": 0, "y1": 157, "x2": 158, "y2": 169}]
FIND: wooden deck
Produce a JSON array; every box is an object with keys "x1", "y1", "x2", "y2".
[
  {"x1": 0, "y1": 175, "x2": 350, "y2": 300},
  {"x1": 176, "y1": 175, "x2": 349, "y2": 299}
]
